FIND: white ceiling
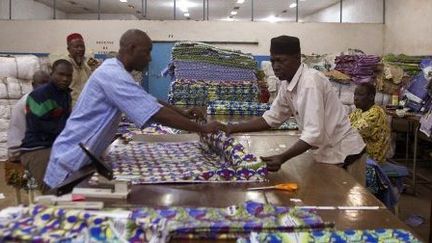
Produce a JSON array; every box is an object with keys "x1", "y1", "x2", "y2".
[{"x1": 34, "y1": 0, "x2": 340, "y2": 20}]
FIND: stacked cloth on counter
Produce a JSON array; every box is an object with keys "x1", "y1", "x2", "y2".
[
  {"x1": 0, "y1": 55, "x2": 48, "y2": 160},
  {"x1": 168, "y1": 42, "x2": 262, "y2": 106},
  {"x1": 0, "y1": 201, "x2": 332, "y2": 242},
  {"x1": 238, "y1": 228, "x2": 421, "y2": 243},
  {"x1": 382, "y1": 54, "x2": 431, "y2": 77},
  {"x1": 168, "y1": 79, "x2": 259, "y2": 106},
  {"x1": 335, "y1": 54, "x2": 381, "y2": 84},
  {"x1": 207, "y1": 100, "x2": 271, "y2": 116},
  {"x1": 95, "y1": 132, "x2": 267, "y2": 184}
]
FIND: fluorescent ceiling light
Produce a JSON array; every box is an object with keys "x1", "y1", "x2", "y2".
[
  {"x1": 220, "y1": 17, "x2": 237, "y2": 22},
  {"x1": 237, "y1": 0, "x2": 245, "y2": 3},
  {"x1": 230, "y1": 11, "x2": 238, "y2": 15},
  {"x1": 165, "y1": 1, "x2": 199, "y2": 12},
  {"x1": 261, "y1": 15, "x2": 282, "y2": 23},
  {"x1": 184, "y1": 12, "x2": 190, "y2": 17},
  {"x1": 120, "y1": 0, "x2": 127, "y2": 2},
  {"x1": 289, "y1": 3, "x2": 297, "y2": 8}
]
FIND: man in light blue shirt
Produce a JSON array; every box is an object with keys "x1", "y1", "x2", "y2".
[{"x1": 44, "y1": 29, "x2": 222, "y2": 189}]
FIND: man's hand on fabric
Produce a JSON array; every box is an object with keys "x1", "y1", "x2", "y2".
[
  {"x1": 200, "y1": 121, "x2": 225, "y2": 134},
  {"x1": 260, "y1": 154, "x2": 287, "y2": 172}
]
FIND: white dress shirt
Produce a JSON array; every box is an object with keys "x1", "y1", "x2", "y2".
[
  {"x1": 263, "y1": 64, "x2": 365, "y2": 164},
  {"x1": 7, "y1": 93, "x2": 28, "y2": 160}
]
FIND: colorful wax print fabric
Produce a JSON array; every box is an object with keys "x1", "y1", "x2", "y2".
[
  {"x1": 335, "y1": 54, "x2": 380, "y2": 84},
  {"x1": 0, "y1": 205, "x2": 123, "y2": 242},
  {"x1": 129, "y1": 201, "x2": 331, "y2": 242},
  {"x1": 102, "y1": 132, "x2": 267, "y2": 184},
  {"x1": 239, "y1": 228, "x2": 421, "y2": 243},
  {"x1": 207, "y1": 100, "x2": 271, "y2": 116},
  {"x1": 168, "y1": 79, "x2": 259, "y2": 106}
]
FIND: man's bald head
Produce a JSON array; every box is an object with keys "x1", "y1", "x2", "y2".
[
  {"x1": 32, "y1": 70, "x2": 50, "y2": 89},
  {"x1": 118, "y1": 29, "x2": 153, "y2": 72}
]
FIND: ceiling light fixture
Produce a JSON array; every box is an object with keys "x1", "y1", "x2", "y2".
[
  {"x1": 237, "y1": 0, "x2": 245, "y2": 3},
  {"x1": 184, "y1": 12, "x2": 190, "y2": 17},
  {"x1": 120, "y1": 0, "x2": 128, "y2": 2},
  {"x1": 230, "y1": 10, "x2": 238, "y2": 15},
  {"x1": 289, "y1": 3, "x2": 297, "y2": 8},
  {"x1": 262, "y1": 15, "x2": 281, "y2": 23}
]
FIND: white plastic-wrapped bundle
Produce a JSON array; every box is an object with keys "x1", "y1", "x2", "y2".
[
  {"x1": 0, "y1": 131, "x2": 6, "y2": 143},
  {"x1": 5, "y1": 77, "x2": 22, "y2": 99},
  {"x1": 0, "y1": 99, "x2": 12, "y2": 119},
  {"x1": 0, "y1": 77, "x2": 7, "y2": 99},
  {"x1": 0, "y1": 118, "x2": 9, "y2": 132},
  {"x1": 339, "y1": 83, "x2": 356, "y2": 105},
  {"x1": 0, "y1": 56, "x2": 18, "y2": 78},
  {"x1": 20, "y1": 81, "x2": 33, "y2": 95},
  {"x1": 0, "y1": 142, "x2": 7, "y2": 160},
  {"x1": 39, "y1": 56, "x2": 51, "y2": 73},
  {"x1": 16, "y1": 55, "x2": 41, "y2": 80}
]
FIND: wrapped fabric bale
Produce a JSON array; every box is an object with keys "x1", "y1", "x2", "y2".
[
  {"x1": 0, "y1": 99, "x2": 15, "y2": 119},
  {"x1": 0, "y1": 142, "x2": 7, "y2": 160},
  {"x1": 339, "y1": 83, "x2": 356, "y2": 105},
  {"x1": 0, "y1": 77, "x2": 7, "y2": 99},
  {"x1": 0, "y1": 131, "x2": 6, "y2": 143},
  {"x1": 5, "y1": 77, "x2": 23, "y2": 99},
  {"x1": 20, "y1": 80, "x2": 33, "y2": 95},
  {"x1": 0, "y1": 118, "x2": 9, "y2": 133},
  {"x1": 16, "y1": 55, "x2": 41, "y2": 80},
  {"x1": 0, "y1": 56, "x2": 18, "y2": 78},
  {"x1": 335, "y1": 54, "x2": 380, "y2": 84},
  {"x1": 38, "y1": 56, "x2": 51, "y2": 73},
  {"x1": 383, "y1": 54, "x2": 431, "y2": 76}
]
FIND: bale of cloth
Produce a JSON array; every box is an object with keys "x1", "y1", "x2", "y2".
[
  {"x1": 207, "y1": 100, "x2": 271, "y2": 116},
  {"x1": 335, "y1": 54, "x2": 381, "y2": 84},
  {"x1": 168, "y1": 80, "x2": 259, "y2": 106},
  {"x1": 0, "y1": 77, "x2": 32, "y2": 99},
  {"x1": 0, "y1": 55, "x2": 41, "y2": 80},
  {"x1": 302, "y1": 53, "x2": 336, "y2": 72},
  {"x1": 383, "y1": 54, "x2": 431, "y2": 77}
]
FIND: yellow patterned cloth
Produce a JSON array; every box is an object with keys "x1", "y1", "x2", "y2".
[{"x1": 349, "y1": 105, "x2": 390, "y2": 163}]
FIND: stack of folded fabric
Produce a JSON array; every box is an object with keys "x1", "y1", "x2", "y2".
[
  {"x1": 383, "y1": 54, "x2": 431, "y2": 77},
  {"x1": 168, "y1": 42, "x2": 262, "y2": 107},
  {"x1": 335, "y1": 54, "x2": 381, "y2": 84},
  {"x1": 207, "y1": 100, "x2": 271, "y2": 116},
  {"x1": 302, "y1": 53, "x2": 336, "y2": 72},
  {"x1": 402, "y1": 58, "x2": 432, "y2": 112}
]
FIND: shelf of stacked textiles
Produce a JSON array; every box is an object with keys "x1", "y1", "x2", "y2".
[{"x1": 207, "y1": 100, "x2": 271, "y2": 116}]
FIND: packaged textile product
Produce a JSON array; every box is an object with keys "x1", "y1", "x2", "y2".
[
  {"x1": 0, "y1": 131, "x2": 6, "y2": 143},
  {"x1": 0, "y1": 55, "x2": 41, "y2": 80},
  {"x1": 0, "y1": 77, "x2": 30, "y2": 99},
  {"x1": 0, "y1": 142, "x2": 7, "y2": 160},
  {"x1": 0, "y1": 118, "x2": 9, "y2": 132},
  {"x1": 0, "y1": 99, "x2": 16, "y2": 119},
  {"x1": 402, "y1": 73, "x2": 431, "y2": 112},
  {"x1": 383, "y1": 54, "x2": 431, "y2": 76}
]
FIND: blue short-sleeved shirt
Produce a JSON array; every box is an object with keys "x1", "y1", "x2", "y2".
[{"x1": 44, "y1": 58, "x2": 162, "y2": 188}]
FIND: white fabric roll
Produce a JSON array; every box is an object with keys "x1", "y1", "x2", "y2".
[
  {"x1": 0, "y1": 56, "x2": 18, "y2": 78},
  {"x1": 16, "y1": 55, "x2": 41, "y2": 80},
  {"x1": 6, "y1": 77, "x2": 22, "y2": 99}
]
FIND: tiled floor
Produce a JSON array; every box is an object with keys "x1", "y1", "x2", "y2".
[{"x1": 0, "y1": 162, "x2": 430, "y2": 241}]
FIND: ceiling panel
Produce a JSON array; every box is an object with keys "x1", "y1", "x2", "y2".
[{"x1": 34, "y1": 0, "x2": 343, "y2": 21}]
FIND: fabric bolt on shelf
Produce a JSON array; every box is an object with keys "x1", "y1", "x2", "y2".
[
  {"x1": 129, "y1": 201, "x2": 332, "y2": 242},
  {"x1": 239, "y1": 228, "x2": 421, "y2": 243},
  {"x1": 99, "y1": 132, "x2": 267, "y2": 184},
  {"x1": 172, "y1": 61, "x2": 257, "y2": 82}
]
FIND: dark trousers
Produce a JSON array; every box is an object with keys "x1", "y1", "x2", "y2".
[{"x1": 20, "y1": 148, "x2": 51, "y2": 193}]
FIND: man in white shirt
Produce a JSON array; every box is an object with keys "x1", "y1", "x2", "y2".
[
  {"x1": 7, "y1": 71, "x2": 50, "y2": 161},
  {"x1": 224, "y1": 35, "x2": 366, "y2": 184}
]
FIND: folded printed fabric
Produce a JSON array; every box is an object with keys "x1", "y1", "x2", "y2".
[
  {"x1": 100, "y1": 132, "x2": 267, "y2": 184},
  {"x1": 168, "y1": 79, "x2": 259, "y2": 106},
  {"x1": 335, "y1": 54, "x2": 380, "y2": 84},
  {"x1": 0, "y1": 204, "x2": 123, "y2": 242},
  {"x1": 172, "y1": 42, "x2": 256, "y2": 70},
  {"x1": 383, "y1": 54, "x2": 431, "y2": 76},
  {"x1": 324, "y1": 70, "x2": 351, "y2": 84},
  {"x1": 117, "y1": 121, "x2": 185, "y2": 141},
  {"x1": 129, "y1": 201, "x2": 331, "y2": 242},
  {"x1": 207, "y1": 100, "x2": 271, "y2": 116},
  {"x1": 173, "y1": 61, "x2": 257, "y2": 81},
  {"x1": 240, "y1": 228, "x2": 421, "y2": 243}
]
